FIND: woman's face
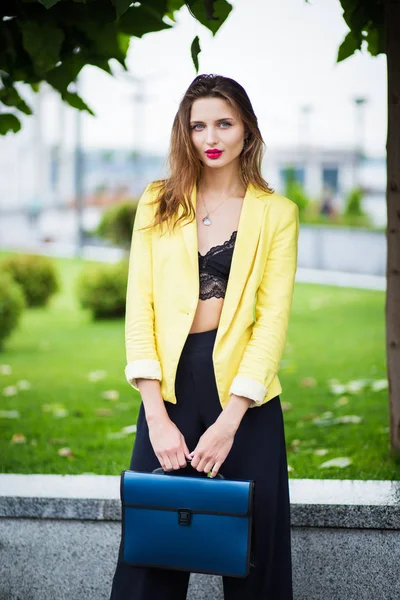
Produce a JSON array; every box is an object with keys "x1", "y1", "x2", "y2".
[{"x1": 189, "y1": 96, "x2": 247, "y2": 168}]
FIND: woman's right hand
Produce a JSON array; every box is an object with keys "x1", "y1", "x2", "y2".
[{"x1": 147, "y1": 416, "x2": 191, "y2": 472}]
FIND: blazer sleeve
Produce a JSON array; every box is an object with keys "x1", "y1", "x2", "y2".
[
  {"x1": 124, "y1": 183, "x2": 162, "y2": 390},
  {"x1": 229, "y1": 202, "x2": 299, "y2": 406}
]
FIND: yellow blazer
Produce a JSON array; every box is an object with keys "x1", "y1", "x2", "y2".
[{"x1": 125, "y1": 180, "x2": 299, "y2": 409}]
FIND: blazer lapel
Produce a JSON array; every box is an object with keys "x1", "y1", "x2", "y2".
[{"x1": 180, "y1": 181, "x2": 266, "y2": 338}]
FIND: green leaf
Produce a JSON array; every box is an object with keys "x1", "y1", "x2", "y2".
[
  {"x1": 113, "y1": 0, "x2": 133, "y2": 19},
  {"x1": 0, "y1": 113, "x2": 21, "y2": 134},
  {"x1": 0, "y1": 85, "x2": 33, "y2": 115},
  {"x1": 118, "y1": 4, "x2": 173, "y2": 37},
  {"x1": 37, "y1": 0, "x2": 63, "y2": 8},
  {"x1": 337, "y1": 30, "x2": 362, "y2": 62},
  {"x1": 186, "y1": 0, "x2": 232, "y2": 35},
  {"x1": 191, "y1": 35, "x2": 201, "y2": 72},
  {"x1": 61, "y1": 90, "x2": 95, "y2": 116},
  {"x1": 20, "y1": 20, "x2": 65, "y2": 74},
  {"x1": 46, "y1": 55, "x2": 85, "y2": 93},
  {"x1": 363, "y1": 22, "x2": 385, "y2": 56},
  {"x1": 166, "y1": 0, "x2": 185, "y2": 20}
]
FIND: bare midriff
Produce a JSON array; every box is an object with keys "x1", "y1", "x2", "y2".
[{"x1": 189, "y1": 297, "x2": 224, "y2": 333}]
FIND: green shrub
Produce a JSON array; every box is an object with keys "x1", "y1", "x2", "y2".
[
  {"x1": 1, "y1": 253, "x2": 59, "y2": 307},
  {"x1": 76, "y1": 260, "x2": 128, "y2": 319},
  {"x1": 283, "y1": 167, "x2": 310, "y2": 214},
  {"x1": 0, "y1": 272, "x2": 26, "y2": 349},
  {"x1": 96, "y1": 201, "x2": 137, "y2": 249},
  {"x1": 344, "y1": 187, "x2": 365, "y2": 217}
]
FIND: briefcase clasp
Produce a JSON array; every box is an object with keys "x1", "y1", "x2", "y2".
[{"x1": 178, "y1": 509, "x2": 192, "y2": 526}]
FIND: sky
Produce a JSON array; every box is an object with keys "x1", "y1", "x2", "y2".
[{"x1": 42, "y1": 0, "x2": 387, "y2": 157}]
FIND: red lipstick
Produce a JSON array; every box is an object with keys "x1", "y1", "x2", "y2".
[{"x1": 205, "y1": 149, "x2": 223, "y2": 159}]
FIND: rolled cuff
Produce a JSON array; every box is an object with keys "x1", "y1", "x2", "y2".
[
  {"x1": 125, "y1": 360, "x2": 162, "y2": 391},
  {"x1": 229, "y1": 375, "x2": 268, "y2": 406}
]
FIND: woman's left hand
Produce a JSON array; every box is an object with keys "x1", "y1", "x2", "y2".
[{"x1": 188, "y1": 419, "x2": 237, "y2": 478}]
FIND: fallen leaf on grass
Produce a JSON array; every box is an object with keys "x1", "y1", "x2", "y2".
[
  {"x1": 107, "y1": 424, "x2": 137, "y2": 439},
  {"x1": 347, "y1": 380, "x2": 369, "y2": 393},
  {"x1": 337, "y1": 415, "x2": 363, "y2": 424},
  {"x1": 107, "y1": 432, "x2": 127, "y2": 440},
  {"x1": 16, "y1": 380, "x2": 31, "y2": 390},
  {"x1": 281, "y1": 402, "x2": 292, "y2": 411},
  {"x1": 11, "y1": 433, "x2": 26, "y2": 444},
  {"x1": 314, "y1": 448, "x2": 329, "y2": 456},
  {"x1": 54, "y1": 408, "x2": 69, "y2": 418},
  {"x1": 334, "y1": 396, "x2": 349, "y2": 407},
  {"x1": 2, "y1": 386, "x2": 18, "y2": 397},
  {"x1": 329, "y1": 383, "x2": 347, "y2": 395},
  {"x1": 88, "y1": 370, "x2": 107, "y2": 382},
  {"x1": 313, "y1": 412, "x2": 363, "y2": 426},
  {"x1": 303, "y1": 412, "x2": 318, "y2": 421},
  {"x1": 121, "y1": 424, "x2": 137, "y2": 434},
  {"x1": 319, "y1": 457, "x2": 352, "y2": 469},
  {"x1": 328, "y1": 378, "x2": 367, "y2": 394},
  {"x1": 101, "y1": 390, "x2": 120, "y2": 401},
  {"x1": 58, "y1": 447, "x2": 74, "y2": 458},
  {"x1": 115, "y1": 403, "x2": 131, "y2": 411},
  {"x1": 287, "y1": 465, "x2": 294, "y2": 472},
  {"x1": 287, "y1": 439, "x2": 301, "y2": 453},
  {"x1": 0, "y1": 410, "x2": 20, "y2": 419},
  {"x1": 0, "y1": 364, "x2": 12, "y2": 375},
  {"x1": 41, "y1": 403, "x2": 69, "y2": 418},
  {"x1": 95, "y1": 408, "x2": 114, "y2": 417},
  {"x1": 371, "y1": 379, "x2": 388, "y2": 392},
  {"x1": 300, "y1": 377, "x2": 317, "y2": 388}
]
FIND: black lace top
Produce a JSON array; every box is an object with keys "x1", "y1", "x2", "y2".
[{"x1": 198, "y1": 230, "x2": 237, "y2": 300}]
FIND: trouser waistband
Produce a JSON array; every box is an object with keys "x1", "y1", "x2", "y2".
[{"x1": 182, "y1": 327, "x2": 218, "y2": 353}]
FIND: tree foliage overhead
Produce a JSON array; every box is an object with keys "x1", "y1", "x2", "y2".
[
  {"x1": 335, "y1": 0, "x2": 385, "y2": 61},
  {"x1": 0, "y1": 0, "x2": 232, "y2": 134}
]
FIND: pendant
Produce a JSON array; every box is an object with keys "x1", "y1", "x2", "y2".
[{"x1": 202, "y1": 216, "x2": 212, "y2": 226}]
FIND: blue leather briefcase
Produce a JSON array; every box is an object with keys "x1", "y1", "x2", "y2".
[{"x1": 120, "y1": 466, "x2": 255, "y2": 577}]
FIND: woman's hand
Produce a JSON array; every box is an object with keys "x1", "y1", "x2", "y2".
[
  {"x1": 189, "y1": 394, "x2": 252, "y2": 477},
  {"x1": 188, "y1": 419, "x2": 236, "y2": 478},
  {"x1": 147, "y1": 415, "x2": 191, "y2": 472}
]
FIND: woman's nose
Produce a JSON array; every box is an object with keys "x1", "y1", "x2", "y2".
[{"x1": 205, "y1": 127, "x2": 218, "y2": 144}]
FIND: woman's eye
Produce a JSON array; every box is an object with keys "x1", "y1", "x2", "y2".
[{"x1": 191, "y1": 122, "x2": 232, "y2": 131}]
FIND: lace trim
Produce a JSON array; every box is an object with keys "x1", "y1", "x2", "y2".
[
  {"x1": 199, "y1": 273, "x2": 226, "y2": 300},
  {"x1": 198, "y1": 230, "x2": 237, "y2": 259}
]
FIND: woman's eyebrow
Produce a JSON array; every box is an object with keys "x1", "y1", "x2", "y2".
[{"x1": 190, "y1": 117, "x2": 235, "y2": 124}]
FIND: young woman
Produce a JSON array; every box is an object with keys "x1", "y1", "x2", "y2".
[{"x1": 109, "y1": 73, "x2": 299, "y2": 600}]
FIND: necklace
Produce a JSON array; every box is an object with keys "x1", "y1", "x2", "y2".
[{"x1": 199, "y1": 184, "x2": 241, "y2": 226}]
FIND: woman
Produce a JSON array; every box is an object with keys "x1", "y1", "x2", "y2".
[{"x1": 110, "y1": 73, "x2": 299, "y2": 600}]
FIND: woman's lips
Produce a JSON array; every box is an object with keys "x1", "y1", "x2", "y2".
[{"x1": 205, "y1": 150, "x2": 223, "y2": 159}]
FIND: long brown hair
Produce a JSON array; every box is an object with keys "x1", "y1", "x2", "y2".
[{"x1": 141, "y1": 73, "x2": 274, "y2": 233}]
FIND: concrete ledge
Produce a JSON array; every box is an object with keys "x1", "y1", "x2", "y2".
[
  {"x1": 1, "y1": 475, "x2": 400, "y2": 600},
  {"x1": 1, "y1": 474, "x2": 399, "y2": 528}
]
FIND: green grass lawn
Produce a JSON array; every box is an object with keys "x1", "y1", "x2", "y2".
[{"x1": 0, "y1": 250, "x2": 398, "y2": 480}]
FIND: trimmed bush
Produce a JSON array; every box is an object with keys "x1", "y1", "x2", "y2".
[
  {"x1": 0, "y1": 272, "x2": 26, "y2": 349},
  {"x1": 1, "y1": 253, "x2": 59, "y2": 307},
  {"x1": 76, "y1": 260, "x2": 128, "y2": 319},
  {"x1": 344, "y1": 187, "x2": 366, "y2": 217},
  {"x1": 96, "y1": 201, "x2": 137, "y2": 249},
  {"x1": 283, "y1": 167, "x2": 310, "y2": 214}
]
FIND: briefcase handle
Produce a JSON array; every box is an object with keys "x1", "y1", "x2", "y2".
[{"x1": 152, "y1": 459, "x2": 225, "y2": 479}]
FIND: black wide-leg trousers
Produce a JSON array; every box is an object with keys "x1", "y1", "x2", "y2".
[{"x1": 109, "y1": 328, "x2": 293, "y2": 600}]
